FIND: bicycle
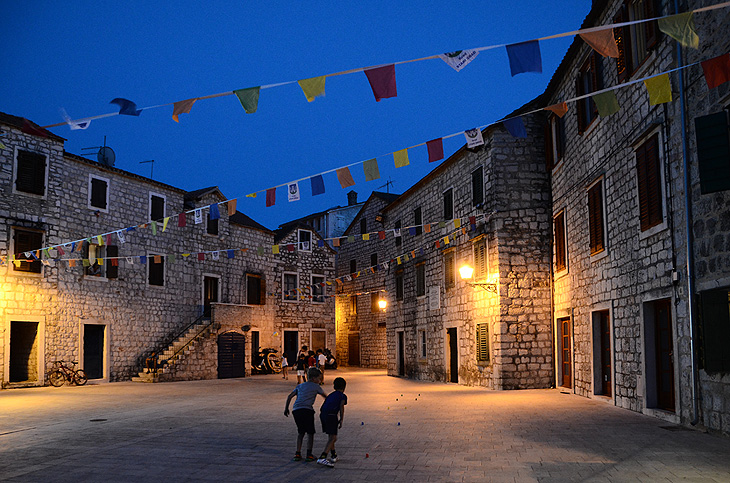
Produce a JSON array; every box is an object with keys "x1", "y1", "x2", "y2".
[
  {"x1": 252, "y1": 348, "x2": 282, "y2": 374},
  {"x1": 49, "y1": 360, "x2": 88, "y2": 387}
]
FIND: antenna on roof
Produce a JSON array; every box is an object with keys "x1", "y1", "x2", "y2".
[
  {"x1": 376, "y1": 178, "x2": 395, "y2": 193},
  {"x1": 81, "y1": 135, "x2": 115, "y2": 167},
  {"x1": 139, "y1": 160, "x2": 155, "y2": 179}
]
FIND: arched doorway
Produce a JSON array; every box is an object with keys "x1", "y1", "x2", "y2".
[{"x1": 218, "y1": 332, "x2": 245, "y2": 379}]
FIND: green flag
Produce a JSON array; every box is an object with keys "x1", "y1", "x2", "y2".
[
  {"x1": 363, "y1": 158, "x2": 380, "y2": 181},
  {"x1": 297, "y1": 76, "x2": 326, "y2": 102},
  {"x1": 234, "y1": 87, "x2": 261, "y2": 114},
  {"x1": 393, "y1": 149, "x2": 409, "y2": 168},
  {"x1": 593, "y1": 91, "x2": 620, "y2": 117},
  {"x1": 658, "y1": 12, "x2": 699, "y2": 49}
]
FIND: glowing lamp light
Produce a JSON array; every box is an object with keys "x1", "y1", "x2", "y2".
[
  {"x1": 378, "y1": 299, "x2": 388, "y2": 310},
  {"x1": 459, "y1": 265, "x2": 474, "y2": 280}
]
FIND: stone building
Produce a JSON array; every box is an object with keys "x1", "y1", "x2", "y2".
[
  {"x1": 0, "y1": 111, "x2": 335, "y2": 387},
  {"x1": 541, "y1": 0, "x2": 730, "y2": 435}
]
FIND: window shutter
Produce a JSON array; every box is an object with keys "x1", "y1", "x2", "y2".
[
  {"x1": 471, "y1": 166, "x2": 484, "y2": 207},
  {"x1": 106, "y1": 245, "x2": 119, "y2": 279},
  {"x1": 259, "y1": 277, "x2": 266, "y2": 305},
  {"x1": 14, "y1": 229, "x2": 43, "y2": 273},
  {"x1": 554, "y1": 213, "x2": 566, "y2": 271},
  {"x1": 414, "y1": 207, "x2": 423, "y2": 235},
  {"x1": 588, "y1": 182, "x2": 605, "y2": 254},
  {"x1": 90, "y1": 178, "x2": 107, "y2": 209},
  {"x1": 644, "y1": 0, "x2": 659, "y2": 50},
  {"x1": 644, "y1": 134, "x2": 662, "y2": 228},
  {"x1": 699, "y1": 289, "x2": 730, "y2": 373},
  {"x1": 544, "y1": 119, "x2": 555, "y2": 171},
  {"x1": 576, "y1": 77, "x2": 586, "y2": 133},
  {"x1": 443, "y1": 189, "x2": 453, "y2": 220},
  {"x1": 477, "y1": 323, "x2": 490, "y2": 362},
  {"x1": 474, "y1": 239, "x2": 487, "y2": 279},
  {"x1": 636, "y1": 141, "x2": 650, "y2": 229},
  {"x1": 557, "y1": 116, "x2": 566, "y2": 161},
  {"x1": 16, "y1": 151, "x2": 46, "y2": 195},
  {"x1": 614, "y1": 5, "x2": 632, "y2": 83},
  {"x1": 695, "y1": 112, "x2": 730, "y2": 194},
  {"x1": 151, "y1": 196, "x2": 164, "y2": 221}
]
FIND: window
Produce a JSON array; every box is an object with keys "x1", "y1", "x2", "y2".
[
  {"x1": 443, "y1": 188, "x2": 454, "y2": 220},
  {"x1": 416, "y1": 262, "x2": 426, "y2": 297},
  {"x1": 699, "y1": 287, "x2": 730, "y2": 373},
  {"x1": 298, "y1": 230, "x2": 312, "y2": 252},
  {"x1": 614, "y1": 0, "x2": 658, "y2": 81},
  {"x1": 544, "y1": 114, "x2": 566, "y2": 171},
  {"x1": 349, "y1": 259, "x2": 357, "y2": 274},
  {"x1": 588, "y1": 179, "x2": 606, "y2": 255},
  {"x1": 150, "y1": 194, "x2": 165, "y2": 221},
  {"x1": 84, "y1": 243, "x2": 118, "y2": 279},
  {"x1": 414, "y1": 207, "x2": 422, "y2": 235},
  {"x1": 148, "y1": 253, "x2": 165, "y2": 286},
  {"x1": 371, "y1": 253, "x2": 378, "y2": 268},
  {"x1": 554, "y1": 211, "x2": 567, "y2": 272},
  {"x1": 207, "y1": 211, "x2": 219, "y2": 235},
  {"x1": 636, "y1": 133, "x2": 663, "y2": 231},
  {"x1": 246, "y1": 274, "x2": 265, "y2": 305},
  {"x1": 350, "y1": 294, "x2": 357, "y2": 314},
  {"x1": 14, "y1": 150, "x2": 47, "y2": 196},
  {"x1": 476, "y1": 323, "x2": 490, "y2": 362},
  {"x1": 312, "y1": 275, "x2": 325, "y2": 303},
  {"x1": 89, "y1": 175, "x2": 109, "y2": 211},
  {"x1": 695, "y1": 111, "x2": 730, "y2": 194},
  {"x1": 313, "y1": 216, "x2": 322, "y2": 232},
  {"x1": 576, "y1": 53, "x2": 602, "y2": 133},
  {"x1": 283, "y1": 273, "x2": 298, "y2": 301},
  {"x1": 395, "y1": 220, "x2": 402, "y2": 246},
  {"x1": 360, "y1": 218, "x2": 367, "y2": 235},
  {"x1": 472, "y1": 166, "x2": 484, "y2": 207},
  {"x1": 371, "y1": 292, "x2": 380, "y2": 313},
  {"x1": 473, "y1": 236, "x2": 488, "y2": 279},
  {"x1": 444, "y1": 250, "x2": 455, "y2": 289},
  {"x1": 419, "y1": 330, "x2": 427, "y2": 358},
  {"x1": 12, "y1": 228, "x2": 43, "y2": 273},
  {"x1": 395, "y1": 269, "x2": 404, "y2": 301}
]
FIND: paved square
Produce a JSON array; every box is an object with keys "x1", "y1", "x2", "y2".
[{"x1": 1, "y1": 368, "x2": 729, "y2": 482}]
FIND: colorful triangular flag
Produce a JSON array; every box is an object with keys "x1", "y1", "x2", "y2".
[
  {"x1": 393, "y1": 149, "x2": 409, "y2": 168},
  {"x1": 336, "y1": 167, "x2": 355, "y2": 189},
  {"x1": 363, "y1": 158, "x2": 380, "y2": 181},
  {"x1": 172, "y1": 98, "x2": 197, "y2": 122},
  {"x1": 110, "y1": 98, "x2": 141, "y2": 116},
  {"x1": 427, "y1": 138, "x2": 444, "y2": 162},
  {"x1": 364, "y1": 64, "x2": 397, "y2": 101},
  {"x1": 658, "y1": 12, "x2": 699, "y2": 49},
  {"x1": 644, "y1": 74, "x2": 673, "y2": 105},
  {"x1": 579, "y1": 29, "x2": 619, "y2": 58},
  {"x1": 439, "y1": 50, "x2": 479, "y2": 72},
  {"x1": 234, "y1": 86, "x2": 261, "y2": 114},
  {"x1": 593, "y1": 91, "x2": 620, "y2": 117},
  {"x1": 298, "y1": 76, "x2": 326, "y2": 102},
  {"x1": 310, "y1": 175, "x2": 325, "y2": 196},
  {"x1": 505, "y1": 40, "x2": 542, "y2": 76}
]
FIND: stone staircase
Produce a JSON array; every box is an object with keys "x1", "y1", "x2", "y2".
[{"x1": 131, "y1": 317, "x2": 217, "y2": 383}]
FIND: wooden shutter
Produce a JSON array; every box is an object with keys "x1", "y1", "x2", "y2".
[
  {"x1": 414, "y1": 207, "x2": 422, "y2": 235},
  {"x1": 474, "y1": 238, "x2": 487, "y2": 279},
  {"x1": 106, "y1": 245, "x2": 119, "y2": 279},
  {"x1": 444, "y1": 189, "x2": 453, "y2": 219},
  {"x1": 557, "y1": 116, "x2": 566, "y2": 161},
  {"x1": 360, "y1": 218, "x2": 367, "y2": 235},
  {"x1": 90, "y1": 178, "x2": 107, "y2": 209},
  {"x1": 695, "y1": 112, "x2": 730, "y2": 194},
  {"x1": 472, "y1": 166, "x2": 484, "y2": 207},
  {"x1": 614, "y1": 4, "x2": 632, "y2": 83},
  {"x1": 636, "y1": 134, "x2": 663, "y2": 231},
  {"x1": 150, "y1": 195, "x2": 164, "y2": 221},
  {"x1": 544, "y1": 119, "x2": 555, "y2": 171},
  {"x1": 476, "y1": 323, "x2": 490, "y2": 362},
  {"x1": 444, "y1": 251, "x2": 455, "y2": 288},
  {"x1": 554, "y1": 212, "x2": 566, "y2": 271},
  {"x1": 644, "y1": 0, "x2": 659, "y2": 50},
  {"x1": 259, "y1": 277, "x2": 266, "y2": 305},
  {"x1": 371, "y1": 292, "x2": 379, "y2": 313},
  {"x1": 576, "y1": 77, "x2": 586, "y2": 133},
  {"x1": 588, "y1": 181, "x2": 605, "y2": 254},
  {"x1": 699, "y1": 289, "x2": 730, "y2": 373},
  {"x1": 16, "y1": 150, "x2": 46, "y2": 195},
  {"x1": 590, "y1": 53, "x2": 601, "y2": 119},
  {"x1": 149, "y1": 255, "x2": 164, "y2": 286}
]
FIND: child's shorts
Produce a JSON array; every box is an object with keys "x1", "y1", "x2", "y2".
[
  {"x1": 320, "y1": 412, "x2": 339, "y2": 435},
  {"x1": 293, "y1": 408, "x2": 316, "y2": 435},
  {"x1": 297, "y1": 369, "x2": 306, "y2": 377}
]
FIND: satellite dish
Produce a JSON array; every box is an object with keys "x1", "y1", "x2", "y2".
[{"x1": 97, "y1": 146, "x2": 115, "y2": 166}]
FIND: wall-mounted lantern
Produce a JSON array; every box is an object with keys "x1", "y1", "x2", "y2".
[{"x1": 459, "y1": 264, "x2": 497, "y2": 294}]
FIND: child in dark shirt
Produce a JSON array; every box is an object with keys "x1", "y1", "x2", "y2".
[{"x1": 316, "y1": 377, "x2": 347, "y2": 467}]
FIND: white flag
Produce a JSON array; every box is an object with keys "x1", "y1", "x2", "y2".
[
  {"x1": 117, "y1": 230, "x2": 126, "y2": 244},
  {"x1": 288, "y1": 182, "x2": 300, "y2": 202},
  {"x1": 194, "y1": 209, "x2": 203, "y2": 224},
  {"x1": 439, "y1": 50, "x2": 479, "y2": 72},
  {"x1": 465, "y1": 128, "x2": 484, "y2": 148},
  {"x1": 126, "y1": 257, "x2": 134, "y2": 264},
  {"x1": 61, "y1": 108, "x2": 91, "y2": 130},
  {"x1": 212, "y1": 251, "x2": 220, "y2": 261}
]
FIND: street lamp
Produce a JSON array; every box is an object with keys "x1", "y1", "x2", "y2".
[
  {"x1": 459, "y1": 264, "x2": 497, "y2": 294},
  {"x1": 378, "y1": 298, "x2": 387, "y2": 310}
]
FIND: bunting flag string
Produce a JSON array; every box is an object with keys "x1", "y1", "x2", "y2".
[
  {"x1": 41, "y1": 2, "x2": 730, "y2": 130},
  {"x1": 21, "y1": 50, "x2": 730, "y2": 257}
]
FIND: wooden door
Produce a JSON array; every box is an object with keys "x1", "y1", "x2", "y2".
[
  {"x1": 397, "y1": 331, "x2": 405, "y2": 376},
  {"x1": 348, "y1": 333, "x2": 360, "y2": 366},
  {"x1": 283, "y1": 331, "x2": 298, "y2": 366},
  {"x1": 203, "y1": 276, "x2": 219, "y2": 317},
  {"x1": 558, "y1": 317, "x2": 572, "y2": 388},
  {"x1": 218, "y1": 332, "x2": 245, "y2": 379},
  {"x1": 598, "y1": 311, "x2": 611, "y2": 396},
  {"x1": 654, "y1": 299, "x2": 675, "y2": 411},
  {"x1": 447, "y1": 328, "x2": 458, "y2": 383},
  {"x1": 83, "y1": 324, "x2": 105, "y2": 380}
]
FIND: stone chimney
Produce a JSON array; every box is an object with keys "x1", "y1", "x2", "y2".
[{"x1": 347, "y1": 190, "x2": 358, "y2": 206}]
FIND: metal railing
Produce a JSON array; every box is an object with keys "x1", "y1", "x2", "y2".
[{"x1": 140, "y1": 313, "x2": 214, "y2": 374}]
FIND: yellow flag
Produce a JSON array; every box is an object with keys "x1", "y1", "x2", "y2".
[
  {"x1": 97, "y1": 258, "x2": 104, "y2": 265},
  {"x1": 246, "y1": 192, "x2": 257, "y2": 198},
  {"x1": 362, "y1": 233, "x2": 370, "y2": 241},
  {"x1": 97, "y1": 235, "x2": 104, "y2": 246},
  {"x1": 297, "y1": 76, "x2": 326, "y2": 102},
  {"x1": 273, "y1": 245, "x2": 280, "y2": 254},
  {"x1": 454, "y1": 218, "x2": 462, "y2": 229},
  {"x1": 644, "y1": 74, "x2": 673, "y2": 105},
  {"x1": 162, "y1": 217, "x2": 170, "y2": 232},
  {"x1": 393, "y1": 149, "x2": 409, "y2": 168}
]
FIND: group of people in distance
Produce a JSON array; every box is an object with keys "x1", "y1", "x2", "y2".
[
  {"x1": 283, "y1": 345, "x2": 347, "y2": 468},
  {"x1": 281, "y1": 346, "x2": 329, "y2": 384}
]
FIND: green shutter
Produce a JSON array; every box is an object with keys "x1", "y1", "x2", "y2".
[{"x1": 695, "y1": 112, "x2": 730, "y2": 194}]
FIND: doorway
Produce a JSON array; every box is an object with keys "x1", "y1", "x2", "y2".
[
  {"x1": 647, "y1": 298, "x2": 675, "y2": 412},
  {"x1": 218, "y1": 332, "x2": 245, "y2": 378},
  {"x1": 203, "y1": 275, "x2": 219, "y2": 317},
  {"x1": 592, "y1": 310, "x2": 612, "y2": 396},
  {"x1": 447, "y1": 328, "x2": 458, "y2": 383},
  {"x1": 348, "y1": 333, "x2": 360, "y2": 366},
  {"x1": 397, "y1": 331, "x2": 405, "y2": 376},
  {"x1": 558, "y1": 317, "x2": 572, "y2": 389},
  {"x1": 283, "y1": 331, "x2": 298, "y2": 366},
  {"x1": 83, "y1": 324, "x2": 105, "y2": 380},
  {"x1": 9, "y1": 321, "x2": 39, "y2": 383},
  {"x1": 311, "y1": 330, "x2": 326, "y2": 353}
]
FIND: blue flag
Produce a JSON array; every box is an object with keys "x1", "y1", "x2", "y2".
[
  {"x1": 310, "y1": 174, "x2": 325, "y2": 196},
  {"x1": 227, "y1": 250, "x2": 235, "y2": 259},
  {"x1": 503, "y1": 117, "x2": 527, "y2": 138},
  {"x1": 209, "y1": 203, "x2": 220, "y2": 220},
  {"x1": 506, "y1": 40, "x2": 542, "y2": 76},
  {"x1": 110, "y1": 98, "x2": 142, "y2": 116}
]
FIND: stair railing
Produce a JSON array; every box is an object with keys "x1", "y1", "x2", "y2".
[{"x1": 140, "y1": 313, "x2": 212, "y2": 374}]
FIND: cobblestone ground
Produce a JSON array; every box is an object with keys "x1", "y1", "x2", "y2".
[{"x1": 1, "y1": 368, "x2": 729, "y2": 482}]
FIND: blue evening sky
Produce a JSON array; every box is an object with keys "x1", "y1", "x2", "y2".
[{"x1": 1, "y1": 2, "x2": 590, "y2": 231}]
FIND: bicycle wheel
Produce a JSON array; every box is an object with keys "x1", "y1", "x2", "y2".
[
  {"x1": 73, "y1": 370, "x2": 88, "y2": 386},
  {"x1": 267, "y1": 353, "x2": 282, "y2": 373},
  {"x1": 49, "y1": 370, "x2": 66, "y2": 387}
]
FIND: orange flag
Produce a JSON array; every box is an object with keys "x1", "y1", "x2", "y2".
[
  {"x1": 227, "y1": 199, "x2": 237, "y2": 216},
  {"x1": 545, "y1": 102, "x2": 569, "y2": 118},
  {"x1": 336, "y1": 167, "x2": 356, "y2": 189},
  {"x1": 172, "y1": 98, "x2": 197, "y2": 122},
  {"x1": 579, "y1": 29, "x2": 619, "y2": 58}
]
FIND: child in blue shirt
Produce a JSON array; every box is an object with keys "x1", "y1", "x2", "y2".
[
  {"x1": 317, "y1": 377, "x2": 347, "y2": 467},
  {"x1": 284, "y1": 367, "x2": 326, "y2": 462}
]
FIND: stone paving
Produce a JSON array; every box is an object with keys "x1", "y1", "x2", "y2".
[{"x1": 1, "y1": 368, "x2": 729, "y2": 482}]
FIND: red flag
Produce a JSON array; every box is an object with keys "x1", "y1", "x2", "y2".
[
  {"x1": 111, "y1": 258, "x2": 118, "y2": 266},
  {"x1": 701, "y1": 53, "x2": 730, "y2": 89},
  {"x1": 287, "y1": 244, "x2": 295, "y2": 252},
  {"x1": 198, "y1": 252, "x2": 205, "y2": 261},
  {"x1": 364, "y1": 64, "x2": 397, "y2": 101},
  {"x1": 266, "y1": 187, "x2": 276, "y2": 207},
  {"x1": 106, "y1": 234, "x2": 112, "y2": 246},
  {"x1": 427, "y1": 138, "x2": 444, "y2": 163},
  {"x1": 178, "y1": 213, "x2": 187, "y2": 227},
  {"x1": 469, "y1": 216, "x2": 476, "y2": 225},
  {"x1": 378, "y1": 231, "x2": 386, "y2": 240}
]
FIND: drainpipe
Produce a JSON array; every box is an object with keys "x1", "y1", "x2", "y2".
[{"x1": 674, "y1": 0, "x2": 700, "y2": 426}]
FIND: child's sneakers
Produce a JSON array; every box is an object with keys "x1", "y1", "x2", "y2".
[
  {"x1": 305, "y1": 454, "x2": 316, "y2": 462},
  {"x1": 317, "y1": 458, "x2": 335, "y2": 467},
  {"x1": 292, "y1": 453, "x2": 302, "y2": 462},
  {"x1": 330, "y1": 452, "x2": 338, "y2": 463}
]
